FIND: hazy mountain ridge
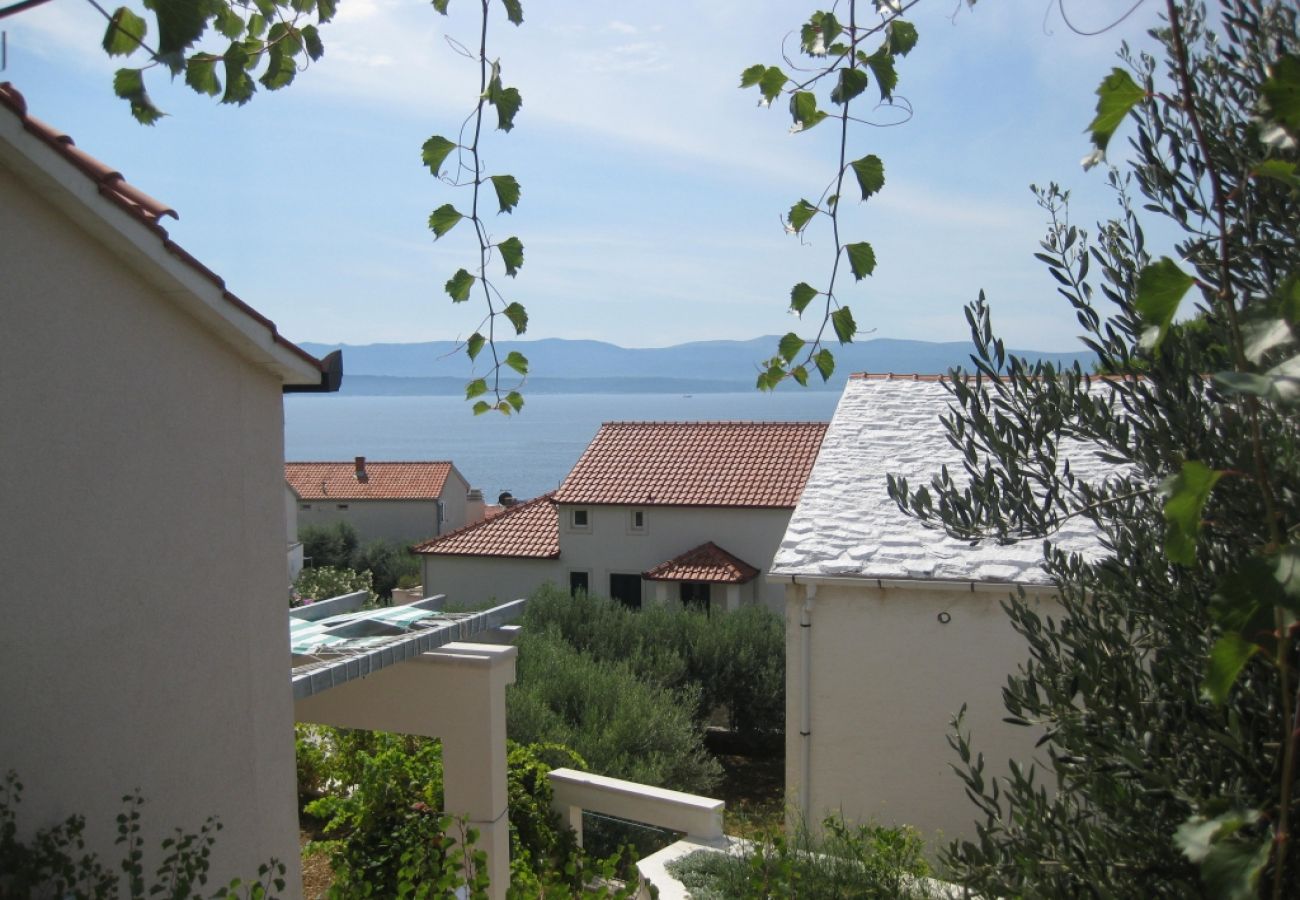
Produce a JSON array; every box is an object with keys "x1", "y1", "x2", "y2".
[{"x1": 298, "y1": 337, "x2": 1096, "y2": 395}]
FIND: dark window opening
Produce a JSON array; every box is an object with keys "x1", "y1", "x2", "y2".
[
  {"x1": 569, "y1": 571, "x2": 589, "y2": 597},
  {"x1": 680, "y1": 582, "x2": 711, "y2": 612},
  {"x1": 609, "y1": 573, "x2": 642, "y2": 610}
]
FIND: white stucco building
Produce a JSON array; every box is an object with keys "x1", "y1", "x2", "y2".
[
  {"x1": 771, "y1": 374, "x2": 1115, "y2": 843},
  {"x1": 416, "y1": 421, "x2": 827, "y2": 613},
  {"x1": 0, "y1": 82, "x2": 340, "y2": 892},
  {"x1": 286, "y1": 457, "x2": 474, "y2": 544}
]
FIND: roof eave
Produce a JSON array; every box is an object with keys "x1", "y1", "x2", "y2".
[{"x1": 0, "y1": 97, "x2": 332, "y2": 391}]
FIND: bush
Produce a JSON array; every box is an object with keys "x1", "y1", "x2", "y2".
[
  {"x1": 299, "y1": 521, "x2": 359, "y2": 571},
  {"x1": 292, "y1": 565, "x2": 375, "y2": 607},
  {"x1": 522, "y1": 585, "x2": 784, "y2": 741},
  {"x1": 352, "y1": 538, "x2": 421, "y2": 600},
  {"x1": 666, "y1": 816, "x2": 929, "y2": 899},
  {"x1": 508, "y1": 631, "x2": 723, "y2": 794}
]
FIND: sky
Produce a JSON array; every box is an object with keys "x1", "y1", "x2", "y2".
[{"x1": 1, "y1": 1, "x2": 1175, "y2": 352}]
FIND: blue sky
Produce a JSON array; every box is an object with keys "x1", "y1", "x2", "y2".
[{"x1": 3, "y1": 1, "x2": 1171, "y2": 350}]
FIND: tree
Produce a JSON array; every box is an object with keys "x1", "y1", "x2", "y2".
[{"x1": 885, "y1": 2, "x2": 1300, "y2": 896}]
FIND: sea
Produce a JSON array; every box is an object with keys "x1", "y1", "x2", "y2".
[{"x1": 284, "y1": 391, "x2": 842, "y2": 503}]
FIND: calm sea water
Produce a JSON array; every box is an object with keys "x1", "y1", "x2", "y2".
[{"x1": 284, "y1": 392, "x2": 841, "y2": 502}]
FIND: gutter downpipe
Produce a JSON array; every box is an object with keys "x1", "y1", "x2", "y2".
[{"x1": 799, "y1": 581, "x2": 816, "y2": 826}]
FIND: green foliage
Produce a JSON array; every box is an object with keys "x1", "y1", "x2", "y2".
[
  {"x1": 0, "y1": 770, "x2": 285, "y2": 898},
  {"x1": 666, "y1": 816, "x2": 929, "y2": 899},
  {"x1": 96, "y1": 1, "x2": 337, "y2": 123},
  {"x1": 521, "y1": 585, "x2": 785, "y2": 743},
  {"x1": 509, "y1": 631, "x2": 722, "y2": 793},
  {"x1": 426, "y1": 1, "x2": 528, "y2": 415},
  {"x1": 292, "y1": 565, "x2": 374, "y2": 608},
  {"x1": 297, "y1": 729, "x2": 631, "y2": 896},
  {"x1": 299, "y1": 520, "x2": 359, "y2": 570},
  {"x1": 746, "y1": 2, "x2": 929, "y2": 391},
  {"x1": 352, "y1": 538, "x2": 421, "y2": 600},
  {"x1": 882, "y1": 3, "x2": 1300, "y2": 896}
]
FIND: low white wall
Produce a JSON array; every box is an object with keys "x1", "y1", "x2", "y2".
[
  {"x1": 297, "y1": 498, "x2": 442, "y2": 546},
  {"x1": 785, "y1": 579, "x2": 1062, "y2": 844}
]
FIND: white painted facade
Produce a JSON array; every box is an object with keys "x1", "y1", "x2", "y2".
[
  {"x1": 772, "y1": 377, "x2": 1117, "y2": 844},
  {"x1": 297, "y1": 485, "x2": 468, "y2": 546},
  {"x1": 421, "y1": 554, "x2": 563, "y2": 607},
  {"x1": 557, "y1": 504, "x2": 788, "y2": 613},
  {"x1": 0, "y1": 95, "x2": 323, "y2": 893}
]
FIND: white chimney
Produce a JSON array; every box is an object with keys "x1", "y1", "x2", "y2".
[{"x1": 466, "y1": 488, "x2": 485, "y2": 524}]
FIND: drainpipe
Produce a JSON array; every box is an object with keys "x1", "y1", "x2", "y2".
[{"x1": 799, "y1": 582, "x2": 816, "y2": 826}]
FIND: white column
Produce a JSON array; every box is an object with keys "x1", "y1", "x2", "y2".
[{"x1": 294, "y1": 642, "x2": 517, "y2": 899}]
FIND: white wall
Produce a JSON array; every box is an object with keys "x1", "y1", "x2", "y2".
[
  {"x1": 421, "y1": 554, "x2": 562, "y2": 608},
  {"x1": 784, "y1": 579, "x2": 1062, "y2": 844},
  {"x1": 297, "y1": 498, "x2": 442, "y2": 545},
  {"x1": 0, "y1": 163, "x2": 301, "y2": 891},
  {"x1": 558, "y1": 504, "x2": 791, "y2": 613}
]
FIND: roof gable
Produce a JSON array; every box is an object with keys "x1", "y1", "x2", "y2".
[
  {"x1": 0, "y1": 83, "x2": 337, "y2": 392},
  {"x1": 553, "y1": 421, "x2": 827, "y2": 508},
  {"x1": 413, "y1": 493, "x2": 559, "y2": 559},
  {"x1": 286, "y1": 461, "x2": 458, "y2": 501},
  {"x1": 643, "y1": 542, "x2": 759, "y2": 584},
  {"x1": 771, "y1": 374, "x2": 1116, "y2": 586}
]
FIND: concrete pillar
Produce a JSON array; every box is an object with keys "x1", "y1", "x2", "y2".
[
  {"x1": 651, "y1": 581, "x2": 670, "y2": 606},
  {"x1": 725, "y1": 584, "x2": 741, "y2": 612},
  {"x1": 294, "y1": 642, "x2": 517, "y2": 899}
]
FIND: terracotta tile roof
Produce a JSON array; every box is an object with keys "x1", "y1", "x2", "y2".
[
  {"x1": 643, "y1": 542, "x2": 759, "y2": 584},
  {"x1": 286, "y1": 460, "x2": 458, "y2": 501},
  {"x1": 0, "y1": 82, "x2": 334, "y2": 387},
  {"x1": 553, "y1": 421, "x2": 827, "y2": 508},
  {"x1": 413, "y1": 493, "x2": 559, "y2": 558}
]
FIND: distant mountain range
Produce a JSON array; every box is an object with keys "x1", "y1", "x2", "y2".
[{"x1": 297, "y1": 337, "x2": 1097, "y2": 396}]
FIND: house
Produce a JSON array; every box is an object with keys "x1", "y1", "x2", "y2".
[
  {"x1": 285, "y1": 457, "x2": 474, "y2": 544},
  {"x1": 416, "y1": 421, "x2": 827, "y2": 613},
  {"x1": 0, "y1": 82, "x2": 340, "y2": 892},
  {"x1": 770, "y1": 374, "x2": 1114, "y2": 842}
]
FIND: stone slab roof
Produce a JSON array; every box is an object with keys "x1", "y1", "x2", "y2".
[
  {"x1": 554, "y1": 421, "x2": 827, "y2": 508},
  {"x1": 643, "y1": 542, "x2": 760, "y2": 584},
  {"x1": 286, "y1": 460, "x2": 458, "y2": 501},
  {"x1": 771, "y1": 375, "x2": 1116, "y2": 586},
  {"x1": 413, "y1": 493, "x2": 559, "y2": 559}
]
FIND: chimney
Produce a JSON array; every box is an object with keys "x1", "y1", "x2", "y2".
[
  {"x1": 354, "y1": 456, "x2": 368, "y2": 482},
  {"x1": 466, "y1": 488, "x2": 485, "y2": 524}
]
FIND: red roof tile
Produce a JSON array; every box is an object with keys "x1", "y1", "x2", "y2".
[
  {"x1": 286, "y1": 460, "x2": 458, "y2": 501},
  {"x1": 643, "y1": 542, "x2": 759, "y2": 584},
  {"x1": 413, "y1": 494, "x2": 559, "y2": 558},
  {"x1": 0, "y1": 82, "x2": 331, "y2": 384},
  {"x1": 553, "y1": 421, "x2": 827, "y2": 508}
]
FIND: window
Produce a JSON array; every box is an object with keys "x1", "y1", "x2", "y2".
[
  {"x1": 569, "y1": 571, "x2": 590, "y2": 597},
  {"x1": 299, "y1": 503, "x2": 311, "y2": 511},
  {"x1": 570, "y1": 509, "x2": 590, "y2": 530},
  {"x1": 629, "y1": 509, "x2": 646, "y2": 533},
  {"x1": 609, "y1": 574, "x2": 642, "y2": 610},
  {"x1": 336, "y1": 503, "x2": 349, "y2": 510}
]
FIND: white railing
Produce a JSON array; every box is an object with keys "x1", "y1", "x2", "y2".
[{"x1": 547, "y1": 768, "x2": 725, "y2": 847}]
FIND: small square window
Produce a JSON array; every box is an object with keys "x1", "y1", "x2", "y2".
[
  {"x1": 336, "y1": 503, "x2": 349, "y2": 510},
  {"x1": 571, "y1": 509, "x2": 589, "y2": 529},
  {"x1": 629, "y1": 510, "x2": 646, "y2": 533},
  {"x1": 299, "y1": 503, "x2": 311, "y2": 511}
]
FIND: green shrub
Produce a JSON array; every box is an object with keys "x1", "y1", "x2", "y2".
[
  {"x1": 292, "y1": 566, "x2": 375, "y2": 607},
  {"x1": 299, "y1": 521, "x2": 359, "y2": 571},
  {"x1": 666, "y1": 816, "x2": 929, "y2": 899},
  {"x1": 352, "y1": 538, "x2": 421, "y2": 600},
  {"x1": 508, "y1": 630, "x2": 722, "y2": 793},
  {"x1": 522, "y1": 585, "x2": 784, "y2": 741}
]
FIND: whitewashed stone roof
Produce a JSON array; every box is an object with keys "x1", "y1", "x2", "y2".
[{"x1": 771, "y1": 375, "x2": 1115, "y2": 586}]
